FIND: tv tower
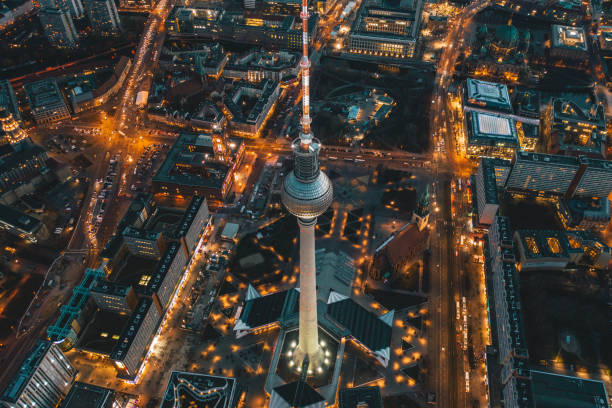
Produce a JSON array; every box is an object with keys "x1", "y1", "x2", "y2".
[{"x1": 281, "y1": 0, "x2": 333, "y2": 373}]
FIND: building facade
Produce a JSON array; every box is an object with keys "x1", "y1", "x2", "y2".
[{"x1": 348, "y1": 4, "x2": 423, "y2": 60}]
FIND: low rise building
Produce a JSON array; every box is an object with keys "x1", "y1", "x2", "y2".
[
  {"x1": 24, "y1": 79, "x2": 70, "y2": 125},
  {"x1": 369, "y1": 222, "x2": 429, "y2": 281},
  {"x1": 514, "y1": 229, "x2": 611, "y2": 271},
  {"x1": 152, "y1": 133, "x2": 244, "y2": 205},
  {"x1": 189, "y1": 102, "x2": 226, "y2": 133},
  {"x1": 224, "y1": 79, "x2": 280, "y2": 138},
  {"x1": 70, "y1": 57, "x2": 132, "y2": 113},
  {"x1": 0, "y1": 340, "x2": 76, "y2": 408}
]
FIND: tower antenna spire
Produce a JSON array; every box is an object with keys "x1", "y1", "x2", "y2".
[{"x1": 300, "y1": 0, "x2": 312, "y2": 147}]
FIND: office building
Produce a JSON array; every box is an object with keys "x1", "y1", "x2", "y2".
[
  {"x1": 348, "y1": 3, "x2": 423, "y2": 60},
  {"x1": 0, "y1": 108, "x2": 28, "y2": 146},
  {"x1": 160, "y1": 372, "x2": 239, "y2": 408},
  {"x1": 571, "y1": 157, "x2": 612, "y2": 197},
  {"x1": 486, "y1": 217, "x2": 532, "y2": 408},
  {"x1": 463, "y1": 78, "x2": 512, "y2": 113},
  {"x1": 165, "y1": 7, "x2": 319, "y2": 52},
  {"x1": 0, "y1": 340, "x2": 76, "y2": 408},
  {"x1": 505, "y1": 152, "x2": 612, "y2": 199},
  {"x1": 84, "y1": 0, "x2": 121, "y2": 35},
  {"x1": 175, "y1": 195, "x2": 209, "y2": 255},
  {"x1": 465, "y1": 111, "x2": 520, "y2": 159},
  {"x1": 38, "y1": 8, "x2": 79, "y2": 48},
  {"x1": 541, "y1": 99, "x2": 606, "y2": 159},
  {"x1": 90, "y1": 282, "x2": 139, "y2": 314},
  {"x1": 224, "y1": 79, "x2": 280, "y2": 138},
  {"x1": 0, "y1": 80, "x2": 21, "y2": 121},
  {"x1": 110, "y1": 298, "x2": 161, "y2": 377},
  {"x1": 152, "y1": 133, "x2": 244, "y2": 206},
  {"x1": 24, "y1": 79, "x2": 71, "y2": 124},
  {"x1": 0, "y1": 202, "x2": 48, "y2": 243},
  {"x1": 135, "y1": 241, "x2": 188, "y2": 310},
  {"x1": 40, "y1": 0, "x2": 85, "y2": 18},
  {"x1": 505, "y1": 152, "x2": 580, "y2": 196},
  {"x1": 473, "y1": 157, "x2": 502, "y2": 227},
  {"x1": 60, "y1": 382, "x2": 114, "y2": 408}
]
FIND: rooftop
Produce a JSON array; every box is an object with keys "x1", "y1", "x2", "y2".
[
  {"x1": 325, "y1": 292, "x2": 393, "y2": 361},
  {"x1": 160, "y1": 372, "x2": 238, "y2": 408},
  {"x1": 153, "y1": 133, "x2": 240, "y2": 190},
  {"x1": 273, "y1": 381, "x2": 325, "y2": 407},
  {"x1": 338, "y1": 386, "x2": 383, "y2": 408},
  {"x1": 467, "y1": 111, "x2": 519, "y2": 147},
  {"x1": 23, "y1": 79, "x2": 66, "y2": 110},
  {"x1": 78, "y1": 309, "x2": 130, "y2": 355},
  {"x1": 530, "y1": 370, "x2": 610, "y2": 408},
  {"x1": 515, "y1": 230, "x2": 571, "y2": 260},
  {"x1": 466, "y1": 78, "x2": 512, "y2": 112},
  {"x1": 60, "y1": 382, "x2": 114, "y2": 408},
  {"x1": 552, "y1": 25, "x2": 588, "y2": 51}
]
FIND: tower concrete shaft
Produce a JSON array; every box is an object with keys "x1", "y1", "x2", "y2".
[{"x1": 294, "y1": 217, "x2": 322, "y2": 365}]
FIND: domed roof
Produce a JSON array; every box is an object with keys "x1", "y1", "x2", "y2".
[{"x1": 495, "y1": 25, "x2": 519, "y2": 48}]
